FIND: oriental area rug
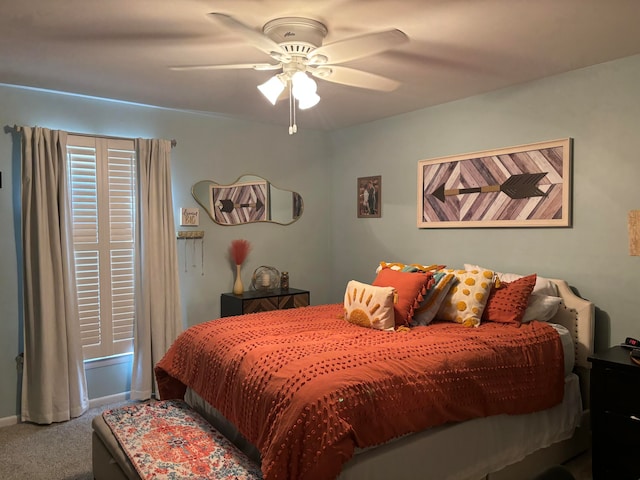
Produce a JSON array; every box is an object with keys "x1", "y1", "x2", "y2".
[{"x1": 102, "y1": 399, "x2": 262, "y2": 479}]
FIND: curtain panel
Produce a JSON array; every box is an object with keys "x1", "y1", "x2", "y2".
[
  {"x1": 131, "y1": 138, "x2": 183, "y2": 400},
  {"x1": 19, "y1": 126, "x2": 89, "y2": 424}
]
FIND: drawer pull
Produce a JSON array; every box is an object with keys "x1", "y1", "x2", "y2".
[{"x1": 603, "y1": 411, "x2": 640, "y2": 422}]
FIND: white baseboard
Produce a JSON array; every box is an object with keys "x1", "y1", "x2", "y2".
[
  {"x1": 0, "y1": 392, "x2": 130, "y2": 428},
  {"x1": 0, "y1": 415, "x2": 19, "y2": 428},
  {"x1": 89, "y1": 392, "x2": 130, "y2": 409}
]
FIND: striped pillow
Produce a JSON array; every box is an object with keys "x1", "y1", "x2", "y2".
[{"x1": 411, "y1": 271, "x2": 457, "y2": 326}]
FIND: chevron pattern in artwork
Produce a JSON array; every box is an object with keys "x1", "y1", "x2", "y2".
[
  {"x1": 212, "y1": 182, "x2": 268, "y2": 225},
  {"x1": 420, "y1": 141, "x2": 569, "y2": 226}
]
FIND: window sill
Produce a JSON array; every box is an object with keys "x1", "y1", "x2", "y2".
[{"x1": 84, "y1": 353, "x2": 133, "y2": 370}]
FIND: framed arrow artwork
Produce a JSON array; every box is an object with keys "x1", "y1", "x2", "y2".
[
  {"x1": 417, "y1": 138, "x2": 572, "y2": 228},
  {"x1": 210, "y1": 180, "x2": 269, "y2": 225}
]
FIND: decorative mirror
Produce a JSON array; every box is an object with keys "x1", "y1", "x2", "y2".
[{"x1": 192, "y1": 175, "x2": 303, "y2": 226}]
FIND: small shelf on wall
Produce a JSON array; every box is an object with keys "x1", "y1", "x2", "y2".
[{"x1": 176, "y1": 230, "x2": 205, "y2": 239}]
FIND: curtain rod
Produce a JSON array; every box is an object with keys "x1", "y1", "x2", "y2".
[
  {"x1": 12, "y1": 125, "x2": 177, "y2": 147},
  {"x1": 66, "y1": 130, "x2": 177, "y2": 148}
]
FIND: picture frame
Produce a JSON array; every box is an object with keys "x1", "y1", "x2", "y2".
[
  {"x1": 417, "y1": 138, "x2": 572, "y2": 228},
  {"x1": 210, "y1": 180, "x2": 269, "y2": 225},
  {"x1": 179, "y1": 207, "x2": 200, "y2": 226},
  {"x1": 357, "y1": 175, "x2": 381, "y2": 218}
]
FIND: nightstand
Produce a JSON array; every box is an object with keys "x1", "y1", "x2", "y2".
[
  {"x1": 589, "y1": 346, "x2": 640, "y2": 480},
  {"x1": 220, "y1": 288, "x2": 310, "y2": 317}
]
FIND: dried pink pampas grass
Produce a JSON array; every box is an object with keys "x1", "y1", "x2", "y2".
[{"x1": 229, "y1": 239, "x2": 251, "y2": 266}]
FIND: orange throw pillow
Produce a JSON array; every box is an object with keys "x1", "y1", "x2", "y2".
[
  {"x1": 373, "y1": 268, "x2": 434, "y2": 327},
  {"x1": 483, "y1": 274, "x2": 537, "y2": 325}
]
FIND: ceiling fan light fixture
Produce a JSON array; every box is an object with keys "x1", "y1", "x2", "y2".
[
  {"x1": 291, "y1": 71, "x2": 317, "y2": 97},
  {"x1": 257, "y1": 75, "x2": 286, "y2": 105},
  {"x1": 291, "y1": 71, "x2": 320, "y2": 109},
  {"x1": 297, "y1": 91, "x2": 320, "y2": 110}
]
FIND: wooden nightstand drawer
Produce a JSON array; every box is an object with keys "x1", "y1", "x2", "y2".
[
  {"x1": 593, "y1": 367, "x2": 640, "y2": 415},
  {"x1": 599, "y1": 466, "x2": 640, "y2": 480},
  {"x1": 589, "y1": 346, "x2": 640, "y2": 480},
  {"x1": 242, "y1": 297, "x2": 279, "y2": 313},
  {"x1": 593, "y1": 367, "x2": 640, "y2": 406},
  {"x1": 277, "y1": 292, "x2": 309, "y2": 309},
  {"x1": 599, "y1": 410, "x2": 640, "y2": 436},
  {"x1": 592, "y1": 435, "x2": 640, "y2": 480},
  {"x1": 220, "y1": 288, "x2": 310, "y2": 317}
]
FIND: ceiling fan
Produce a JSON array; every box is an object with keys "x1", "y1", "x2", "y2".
[{"x1": 171, "y1": 13, "x2": 409, "y2": 134}]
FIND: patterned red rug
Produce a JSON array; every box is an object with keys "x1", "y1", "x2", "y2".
[{"x1": 102, "y1": 399, "x2": 262, "y2": 479}]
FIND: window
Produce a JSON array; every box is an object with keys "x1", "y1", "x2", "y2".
[{"x1": 67, "y1": 136, "x2": 136, "y2": 360}]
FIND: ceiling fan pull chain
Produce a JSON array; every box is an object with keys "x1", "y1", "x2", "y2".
[{"x1": 289, "y1": 81, "x2": 297, "y2": 135}]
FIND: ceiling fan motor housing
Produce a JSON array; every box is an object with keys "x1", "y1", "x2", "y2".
[{"x1": 263, "y1": 17, "x2": 328, "y2": 56}]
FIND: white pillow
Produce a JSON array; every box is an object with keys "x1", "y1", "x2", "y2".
[
  {"x1": 521, "y1": 294, "x2": 562, "y2": 322},
  {"x1": 464, "y1": 264, "x2": 561, "y2": 322},
  {"x1": 464, "y1": 264, "x2": 558, "y2": 296}
]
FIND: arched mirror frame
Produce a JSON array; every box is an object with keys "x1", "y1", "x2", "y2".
[{"x1": 192, "y1": 175, "x2": 304, "y2": 226}]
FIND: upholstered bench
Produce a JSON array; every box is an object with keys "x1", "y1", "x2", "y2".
[{"x1": 92, "y1": 399, "x2": 262, "y2": 480}]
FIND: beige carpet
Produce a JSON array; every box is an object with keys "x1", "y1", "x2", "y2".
[
  {"x1": 563, "y1": 450, "x2": 593, "y2": 480},
  {"x1": 0, "y1": 401, "x2": 131, "y2": 480}
]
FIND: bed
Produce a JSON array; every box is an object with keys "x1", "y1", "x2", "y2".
[{"x1": 150, "y1": 270, "x2": 594, "y2": 480}]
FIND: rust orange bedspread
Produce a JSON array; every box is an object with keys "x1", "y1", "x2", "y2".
[{"x1": 155, "y1": 303, "x2": 564, "y2": 480}]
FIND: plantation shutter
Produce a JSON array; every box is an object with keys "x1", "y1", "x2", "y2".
[{"x1": 68, "y1": 136, "x2": 136, "y2": 360}]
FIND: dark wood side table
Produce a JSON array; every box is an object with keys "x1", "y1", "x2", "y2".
[
  {"x1": 589, "y1": 346, "x2": 640, "y2": 480},
  {"x1": 220, "y1": 288, "x2": 310, "y2": 317}
]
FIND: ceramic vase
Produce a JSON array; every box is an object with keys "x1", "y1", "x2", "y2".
[{"x1": 233, "y1": 264, "x2": 244, "y2": 294}]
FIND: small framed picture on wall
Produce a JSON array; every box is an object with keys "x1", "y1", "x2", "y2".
[
  {"x1": 180, "y1": 207, "x2": 200, "y2": 226},
  {"x1": 357, "y1": 175, "x2": 381, "y2": 218}
]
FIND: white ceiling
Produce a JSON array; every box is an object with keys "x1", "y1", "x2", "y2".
[{"x1": 1, "y1": 0, "x2": 640, "y2": 131}]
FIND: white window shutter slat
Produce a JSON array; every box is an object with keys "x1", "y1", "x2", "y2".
[
  {"x1": 110, "y1": 248, "x2": 135, "y2": 346},
  {"x1": 108, "y1": 147, "x2": 136, "y2": 244},
  {"x1": 68, "y1": 136, "x2": 136, "y2": 360}
]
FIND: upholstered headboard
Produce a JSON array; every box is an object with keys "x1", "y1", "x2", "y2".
[{"x1": 547, "y1": 279, "x2": 594, "y2": 405}]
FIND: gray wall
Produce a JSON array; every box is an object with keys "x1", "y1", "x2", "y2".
[
  {"x1": 328, "y1": 54, "x2": 640, "y2": 354},
  {"x1": 1, "y1": 53, "x2": 639, "y2": 420},
  {"x1": 0, "y1": 85, "x2": 331, "y2": 420}
]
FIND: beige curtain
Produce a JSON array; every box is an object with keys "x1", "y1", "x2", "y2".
[
  {"x1": 131, "y1": 138, "x2": 183, "y2": 400},
  {"x1": 19, "y1": 126, "x2": 89, "y2": 424}
]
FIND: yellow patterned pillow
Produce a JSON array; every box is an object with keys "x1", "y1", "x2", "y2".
[
  {"x1": 376, "y1": 261, "x2": 444, "y2": 273},
  {"x1": 344, "y1": 280, "x2": 396, "y2": 331},
  {"x1": 436, "y1": 268, "x2": 494, "y2": 327}
]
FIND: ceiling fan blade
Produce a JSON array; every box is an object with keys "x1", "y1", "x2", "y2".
[
  {"x1": 208, "y1": 13, "x2": 288, "y2": 60},
  {"x1": 170, "y1": 63, "x2": 281, "y2": 71},
  {"x1": 309, "y1": 66, "x2": 400, "y2": 92},
  {"x1": 309, "y1": 29, "x2": 408, "y2": 65}
]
